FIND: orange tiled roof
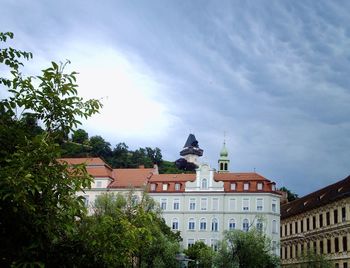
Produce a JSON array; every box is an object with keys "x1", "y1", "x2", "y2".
[
  {"x1": 149, "y1": 173, "x2": 196, "y2": 182},
  {"x1": 59, "y1": 157, "x2": 114, "y2": 179},
  {"x1": 109, "y1": 168, "x2": 154, "y2": 188},
  {"x1": 214, "y1": 172, "x2": 270, "y2": 182}
]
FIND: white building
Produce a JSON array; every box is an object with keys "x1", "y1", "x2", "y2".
[{"x1": 64, "y1": 134, "x2": 281, "y2": 253}]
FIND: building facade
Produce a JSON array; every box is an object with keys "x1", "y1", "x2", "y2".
[
  {"x1": 281, "y1": 176, "x2": 350, "y2": 267},
  {"x1": 65, "y1": 134, "x2": 281, "y2": 252}
]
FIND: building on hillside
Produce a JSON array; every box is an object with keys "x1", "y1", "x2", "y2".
[
  {"x1": 280, "y1": 175, "x2": 350, "y2": 267},
  {"x1": 64, "y1": 134, "x2": 281, "y2": 253}
]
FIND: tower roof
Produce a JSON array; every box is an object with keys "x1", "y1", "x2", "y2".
[
  {"x1": 180, "y1": 134, "x2": 203, "y2": 157},
  {"x1": 220, "y1": 141, "x2": 228, "y2": 158}
]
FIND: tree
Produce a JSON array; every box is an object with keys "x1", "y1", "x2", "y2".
[
  {"x1": 72, "y1": 128, "x2": 89, "y2": 144},
  {"x1": 78, "y1": 192, "x2": 181, "y2": 268},
  {"x1": 279, "y1": 186, "x2": 299, "y2": 202},
  {"x1": 299, "y1": 251, "x2": 332, "y2": 268},
  {"x1": 89, "y1": 135, "x2": 112, "y2": 159},
  {"x1": 214, "y1": 230, "x2": 279, "y2": 268},
  {"x1": 0, "y1": 32, "x2": 102, "y2": 267},
  {"x1": 184, "y1": 241, "x2": 215, "y2": 268}
]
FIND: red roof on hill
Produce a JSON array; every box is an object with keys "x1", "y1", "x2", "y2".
[
  {"x1": 214, "y1": 172, "x2": 270, "y2": 182},
  {"x1": 110, "y1": 168, "x2": 154, "y2": 188}
]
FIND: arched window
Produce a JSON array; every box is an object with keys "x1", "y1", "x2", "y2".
[
  {"x1": 256, "y1": 219, "x2": 263, "y2": 232},
  {"x1": 172, "y1": 218, "x2": 179, "y2": 230},
  {"x1": 224, "y1": 163, "x2": 228, "y2": 170},
  {"x1": 201, "y1": 178, "x2": 208, "y2": 189},
  {"x1": 200, "y1": 218, "x2": 207, "y2": 230},
  {"x1": 243, "y1": 219, "x2": 249, "y2": 232},
  {"x1": 188, "y1": 218, "x2": 195, "y2": 230},
  {"x1": 229, "y1": 219, "x2": 236, "y2": 230},
  {"x1": 220, "y1": 163, "x2": 223, "y2": 170},
  {"x1": 211, "y1": 218, "x2": 218, "y2": 232}
]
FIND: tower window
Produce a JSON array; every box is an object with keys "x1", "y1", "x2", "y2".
[
  {"x1": 220, "y1": 163, "x2": 223, "y2": 170},
  {"x1": 224, "y1": 163, "x2": 228, "y2": 170}
]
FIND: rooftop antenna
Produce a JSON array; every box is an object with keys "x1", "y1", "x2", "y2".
[{"x1": 254, "y1": 167, "x2": 256, "y2": 173}]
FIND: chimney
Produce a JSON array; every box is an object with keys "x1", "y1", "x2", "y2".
[{"x1": 153, "y1": 164, "x2": 159, "y2": 175}]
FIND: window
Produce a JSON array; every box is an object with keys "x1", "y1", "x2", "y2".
[
  {"x1": 201, "y1": 178, "x2": 208, "y2": 189},
  {"x1": 83, "y1": 195, "x2": 89, "y2": 207},
  {"x1": 189, "y1": 198, "x2": 196, "y2": 210},
  {"x1": 173, "y1": 199, "x2": 180, "y2": 210},
  {"x1": 300, "y1": 219, "x2": 304, "y2": 233},
  {"x1": 272, "y1": 199, "x2": 277, "y2": 213},
  {"x1": 162, "y1": 184, "x2": 168, "y2": 191},
  {"x1": 334, "y1": 209, "x2": 338, "y2": 224},
  {"x1": 175, "y1": 183, "x2": 181, "y2": 191},
  {"x1": 257, "y1": 182, "x2": 263, "y2": 190},
  {"x1": 229, "y1": 219, "x2": 236, "y2": 230},
  {"x1": 290, "y1": 223, "x2": 293, "y2": 235},
  {"x1": 211, "y1": 239, "x2": 218, "y2": 251},
  {"x1": 188, "y1": 239, "x2": 195, "y2": 248},
  {"x1": 243, "y1": 219, "x2": 249, "y2": 232},
  {"x1": 272, "y1": 220, "x2": 277, "y2": 234},
  {"x1": 343, "y1": 236, "x2": 347, "y2": 252},
  {"x1": 272, "y1": 184, "x2": 276, "y2": 191},
  {"x1": 242, "y1": 198, "x2": 249, "y2": 211},
  {"x1": 272, "y1": 241, "x2": 277, "y2": 255},
  {"x1": 200, "y1": 218, "x2": 207, "y2": 230},
  {"x1": 335, "y1": 237, "x2": 339, "y2": 252},
  {"x1": 326, "y1": 211, "x2": 330, "y2": 226},
  {"x1": 342, "y1": 207, "x2": 346, "y2": 222},
  {"x1": 257, "y1": 219, "x2": 263, "y2": 232},
  {"x1": 284, "y1": 224, "x2": 287, "y2": 236},
  {"x1": 201, "y1": 198, "x2": 207, "y2": 210},
  {"x1": 131, "y1": 195, "x2": 139, "y2": 205},
  {"x1": 295, "y1": 221, "x2": 298, "y2": 234},
  {"x1": 212, "y1": 198, "x2": 219, "y2": 211},
  {"x1": 320, "y1": 240, "x2": 324, "y2": 254},
  {"x1": 211, "y1": 218, "x2": 218, "y2": 232},
  {"x1": 172, "y1": 218, "x2": 179, "y2": 230},
  {"x1": 344, "y1": 263, "x2": 348, "y2": 268},
  {"x1": 313, "y1": 216, "x2": 316, "y2": 229},
  {"x1": 307, "y1": 218, "x2": 310, "y2": 231},
  {"x1": 230, "y1": 183, "x2": 236, "y2": 190},
  {"x1": 160, "y1": 198, "x2": 167, "y2": 210},
  {"x1": 243, "y1": 183, "x2": 249, "y2": 191},
  {"x1": 150, "y1": 183, "x2": 156, "y2": 191},
  {"x1": 256, "y1": 198, "x2": 263, "y2": 211},
  {"x1": 188, "y1": 218, "x2": 195, "y2": 230},
  {"x1": 229, "y1": 198, "x2": 236, "y2": 210},
  {"x1": 96, "y1": 181, "x2": 102, "y2": 188},
  {"x1": 319, "y1": 214, "x2": 323, "y2": 227},
  {"x1": 327, "y1": 239, "x2": 331, "y2": 254}
]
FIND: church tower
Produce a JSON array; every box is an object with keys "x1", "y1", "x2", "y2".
[{"x1": 218, "y1": 140, "x2": 229, "y2": 173}]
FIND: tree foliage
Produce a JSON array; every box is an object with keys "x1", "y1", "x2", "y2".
[
  {"x1": 74, "y1": 192, "x2": 182, "y2": 268},
  {"x1": 0, "y1": 32, "x2": 102, "y2": 267},
  {"x1": 184, "y1": 241, "x2": 215, "y2": 268},
  {"x1": 214, "y1": 230, "x2": 279, "y2": 268},
  {"x1": 279, "y1": 186, "x2": 299, "y2": 202}
]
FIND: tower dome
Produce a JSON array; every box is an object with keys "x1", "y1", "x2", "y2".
[
  {"x1": 220, "y1": 141, "x2": 228, "y2": 158},
  {"x1": 218, "y1": 140, "x2": 230, "y2": 173}
]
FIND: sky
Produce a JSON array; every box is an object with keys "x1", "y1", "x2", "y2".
[{"x1": 1, "y1": 0, "x2": 349, "y2": 196}]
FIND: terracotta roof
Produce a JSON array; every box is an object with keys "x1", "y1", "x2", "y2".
[
  {"x1": 149, "y1": 173, "x2": 196, "y2": 182},
  {"x1": 109, "y1": 168, "x2": 154, "y2": 188},
  {"x1": 59, "y1": 157, "x2": 114, "y2": 179},
  {"x1": 281, "y1": 175, "x2": 350, "y2": 219},
  {"x1": 214, "y1": 172, "x2": 271, "y2": 182}
]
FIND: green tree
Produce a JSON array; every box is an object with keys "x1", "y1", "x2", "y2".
[
  {"x1": 214, "y1": 230, "x2": 279, "y2": 268},
  {"x1": 89, "y1": 135, "x2": 112, "y2": 159},
  {"x1": 298, "y1": 251, "x2": 332, "y2": 268},
  {"x1": 184, "y1": 241, "x2": 215, "y2": 268},
  {"x1": 0, "y1": 32, "x2": 102, "y2": 267},
  {"x1": 279, "y1": 186, "x2": 299, "y2": 202},
  {"x1": 72, "y1": 128, "x2": 89, "y2": 144},
  {"x1": 85, "y1": 192, "x2": 181, "y2": 268}
]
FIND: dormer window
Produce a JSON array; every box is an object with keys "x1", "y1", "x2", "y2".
[
  {"x1": 243, "y1": 183, "x2": 249, "y2": 191},
  {"x1": 257, "y1": 182, "x2": 263, "y2": 190},
  {"x1": 230, "y1": 183, "x2": 236, "y2": 191},
  {"x1": 271, "y1": 184, "x2": 276, "y2": 191},
  {"x1": 175, "y1": 183, "x2": 181, "y2": 191},
  {"x1": 150, "y1": 183, "x2": 156, "y2": 191},
  {"x1": 162, "y1": 184, "x2": 168, "y2": 191}
]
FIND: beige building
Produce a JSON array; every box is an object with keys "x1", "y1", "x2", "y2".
[{"x1": 281, "y1": 176, "x2": 350, "y2": 268}]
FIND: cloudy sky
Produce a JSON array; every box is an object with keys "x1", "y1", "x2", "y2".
[{"x1": 1, "y1": 0, "x2": 349, "y2": 196}]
